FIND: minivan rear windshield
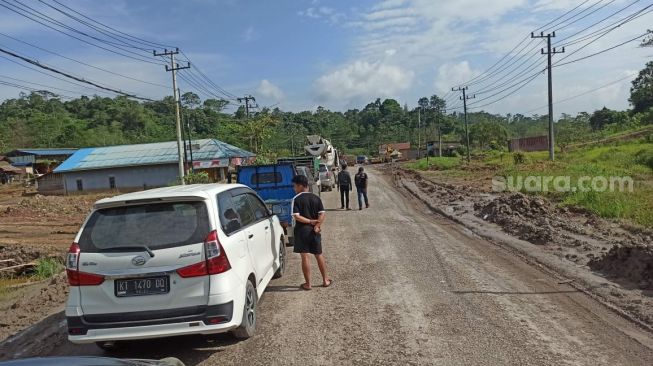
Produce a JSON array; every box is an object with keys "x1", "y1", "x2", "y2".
[{"x1": 78, "y1": 201, "x2": 210, "y2": 252}]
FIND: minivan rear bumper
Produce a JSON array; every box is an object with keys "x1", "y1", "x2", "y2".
[{"x1": 67, "y1": 302, "x2": 235, "y2": 344}]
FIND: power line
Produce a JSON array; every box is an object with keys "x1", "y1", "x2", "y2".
[
  {"x1": 0, "y1": 53, "x2": 114, "y2": 96},
  {"x1": 555, "y1": 4, "x2": 653, "y2": 50},
  {"x1": 467, "y1": 71, "x2": 544, "y2": 111},
  {"x1": 522, "y1": 72, "x2": 637, "y2": 114},
  {"x1": 0, "y1": 46, "x2": 155, "y2": 101},
  {"x1": 0, "y1": 79, "x2": 74, "y2": 99},
  {"x1": 454, "y1": 0, "x2": 596, "y2": 88},
  {"x1": 0, "y1": 73, "x2": 87, "y2": 96},
  {"x1": 553, "y1": 0, "x2": 617, "y2": 32},
  {"x1": 37, "y1": 0, "x2": 153, "y2": 52},
  {"x1": 49, "y1": 0, "x2": 176, "y2": 49},
  {"x1": 0, "y1": 0, "x2": 166, "y2": 66},
  {"x1": 554, "y1": 0, "x2": 646, "y2": 46},
  {"x1": 0, "y1": 31, "x2": 169, "y2": 89},
  {"x1": 555, "y1": 30, "x2": 652, "y2": 67}
]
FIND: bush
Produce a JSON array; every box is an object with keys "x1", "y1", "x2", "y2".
[
  {"x1": 184, "y1": 171, "x2": 211, "y2": 184},
  {"x1": 635, "y1": 149, "x2": 653, "y2": 170},
  {"x1": 33, "y1": 258, "x2": 63, "y2": 280},
  {"x1": 513, "y1": 152, "x2": 525, "y2": 165}
]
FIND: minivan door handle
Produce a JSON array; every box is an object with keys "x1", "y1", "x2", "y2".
[
  {"x1": 248, "y1": 234, "x2": 254, "y2": 239},
  {"x1": 265, "y1": 226, "x2": 269, "y2": 230}
]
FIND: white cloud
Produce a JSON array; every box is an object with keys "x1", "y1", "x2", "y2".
[
  {"x1": 434, "y1": 61, "x2": 481, "y2": 94},
  {"x1": 314, "y1": 61, "x2": 414, "y2": 105},
  {"x1": 241, "y1": 26, "x2": 259, "y2": 42},
  {"x1": 256, "y1": 79, "x2": 285, "y2": 102},
  {"x1": 298, "y1": 4, "x2": 346, "y2": 24}
]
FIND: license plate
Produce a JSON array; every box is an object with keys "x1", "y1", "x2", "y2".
[{"x1": 115, "y1": 276, "x2": 169, "y2": 297}]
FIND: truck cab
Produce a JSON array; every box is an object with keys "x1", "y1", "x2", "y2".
[{"x1": 236, "y1": 164, "x2": 296, "y2": 245}]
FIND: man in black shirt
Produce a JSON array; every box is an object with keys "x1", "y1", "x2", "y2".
[
  {"x1": 291, "y1": 174, "x2": 331, "y2": 290},
  {"x1": 354, "y1": 166, "x2": 370, "y2": 210},
  {"x1": 337, "y1": 164, "x2": 352, "y2": 210}
]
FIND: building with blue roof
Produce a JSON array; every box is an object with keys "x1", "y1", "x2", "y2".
[
  {"x1": 50, "y1": 139, "x2": 254, "y2": 194},
  {"x1": 5, "y1": 148, "x2": 78, "y2": 174}
]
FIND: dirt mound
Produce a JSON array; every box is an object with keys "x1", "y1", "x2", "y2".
[
  {"x1": 589, "y1": 245, "x2": 653, "y2": 289},
  {"x1": 0, "y1": 272, "x2": 68, "y2": 344},
  {"x1": 0, "y1": 194, "x2": 102, "y2": 219},
  {"x1": 475, "y1": 193, "x2": 556, "y2": 245},
  {"x1": 0, "y1": 243, "x2": 61, "y2": 264}
]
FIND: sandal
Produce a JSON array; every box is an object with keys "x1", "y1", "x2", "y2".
[
  {"x1": 300, "y1": 283, "x2": 312, "y2": 291},
  {"x1": 323, "y1": 279, "x2": 333, "y2": 288}
]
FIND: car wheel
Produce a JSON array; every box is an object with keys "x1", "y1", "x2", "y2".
[
  {"x1": 160, "y1": 358, "x2": 186, "y2": 366},
  {"x1": 233, "y1": 280, "x2": 257, "y2": 339},
  {"x1": 273, "y1": 237, "x2": 286, "y2": 279},
  {"x1": 95, "y1": 341, "x2": 122, "y2": 352}
]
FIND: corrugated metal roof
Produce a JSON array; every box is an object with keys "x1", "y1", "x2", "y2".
[
  {"x1": 54, "y1": 139, "x2": 254, "y2": 173},
  {"x1": 9, "y1": 148, "x2": 78, "y2": 156}
]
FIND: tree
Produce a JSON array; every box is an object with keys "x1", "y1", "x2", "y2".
[
  {"x1": 181, "y1": 92, "x2": 200, "y2": 109},
  {"x1": 417, "y1": 97, "x2": 429, "y2": 110},
  {"x1": 380, "y1": 99, "x2": 401, "y2": 117},
  {"x1": 629, "y1": 61, "x2": 653, "y2": 113},
  {"x1": 589, "y1": 107, "x2": 629, "y2": 130}
]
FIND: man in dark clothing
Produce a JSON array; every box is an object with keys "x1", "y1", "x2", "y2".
[
  {"x1": 354, "y1": 166, "x2": 370, "y2": 210},
  {"x1": 291, "y1": 174, "x2": 331, "y2": 290},
  {"x1": 337, "y1": 164, "x2": 352, "y2": 210}
]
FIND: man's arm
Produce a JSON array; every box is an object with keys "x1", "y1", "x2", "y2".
[{"x1": 293, "y1": 213, "x2": 316, "y2": 225}]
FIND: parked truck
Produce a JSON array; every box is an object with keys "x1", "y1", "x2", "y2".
[{"x1": 237, "y1": 163, "x2": 296, "y2": 246}]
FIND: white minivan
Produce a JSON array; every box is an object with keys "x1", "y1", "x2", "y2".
[{"x1": 65, "y1": 184, "x2": 286, "y2": 350}]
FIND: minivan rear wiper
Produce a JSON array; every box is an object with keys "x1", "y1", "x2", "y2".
[{"x1": 99, "y1": 245, "x2": 155, "y2": 258}]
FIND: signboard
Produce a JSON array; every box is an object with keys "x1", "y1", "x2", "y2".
[{"x1": 192, "y1": 159, "x2": 229, "y2": 169}]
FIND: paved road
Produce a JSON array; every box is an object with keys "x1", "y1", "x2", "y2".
[{"x1": 52, "y1": 167, "x2": 653, "y2": 365}]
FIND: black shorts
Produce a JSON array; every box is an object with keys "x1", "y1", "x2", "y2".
[{"x1": 293, "y1": 227, "x2": 322, "y2": 255}]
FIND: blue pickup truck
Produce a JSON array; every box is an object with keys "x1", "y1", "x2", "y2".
[{"x1": 237, "y1": 163, "x2": 297, "y2": 245}]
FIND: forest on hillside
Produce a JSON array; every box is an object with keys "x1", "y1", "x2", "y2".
[{"x1": 1, "y1": 61, "x2": 652, "y2": 158}]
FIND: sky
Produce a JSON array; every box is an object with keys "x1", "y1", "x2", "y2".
[{"x1": 0, "y1": 0, "x2": 651, "y2": 117}]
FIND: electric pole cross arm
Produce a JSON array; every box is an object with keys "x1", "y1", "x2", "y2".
[
  {"x1": 237, "y1": 95, "x2": 256, "y2": 118},
  {"x1": 153, "y1": 48, "x2": 191, "y2": 183}
]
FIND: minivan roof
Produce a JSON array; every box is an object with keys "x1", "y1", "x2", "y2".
[{"x1": 94, "y1": 184, "x2": 247, "y2": 208}]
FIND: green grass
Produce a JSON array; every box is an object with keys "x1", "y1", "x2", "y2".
[
  {"x1": 32, "y1": 257, "x2": 63, "y2": 280},
  {"x1": 406, "y1": 157, "x2": 462, "y2": 171},
  {"x1": 406, "y1": 139, "x2": 653, "y2": 227}
]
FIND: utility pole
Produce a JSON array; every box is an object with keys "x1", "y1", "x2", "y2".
[
  {"x1": 417, "y1": 107, "x2": 421, "y2": 160},
  {"x1": 178, "y1": 88, "x2": 195, "y2": 173},
  {"x1": 532, "y1": 31, "x2": 564, "y2": 161},
  {"x1": 237, "y1": 95, "x2": 256, "y2": 118},
  {"x1": 438, "y1": 108, "x2": 444, "y2": 157},
  {"x1": 154, "y1": 48, "x2": 190, "y2": 183},
  {"x1": 452, "y1": 87, "x2": 474, "y2": 163}
]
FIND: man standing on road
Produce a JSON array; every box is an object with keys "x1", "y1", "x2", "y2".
[
  {"x1": 354, "y1": 166, "x2": 370, "y2": 210},
  {"x1": 291, "y1": 174, "x2": 332, "y2": 291},
  {"x1": 337, "y1": 164, "x2": 352, "y2": 210}
]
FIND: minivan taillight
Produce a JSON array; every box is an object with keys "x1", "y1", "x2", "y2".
[
  {"x1": 66, "y1": 243, "x2": 105, "y2": 286},
  {"x1": 177, "y1": 231, "x2": 231, "y2": 278}
]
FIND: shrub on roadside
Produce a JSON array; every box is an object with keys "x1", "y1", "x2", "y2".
[
  {"x1": 513, "y1": 152, "x2": 525, "y2": 165},
  {"x1": 635, "y1": 149, "x2": 653, "y2": 170},
  {"x1": 33, "y1": 257, "x2": 63, "y2": 280},
  {"x1": 184, "y1": 171, "x2": 211, "y2": 184}
]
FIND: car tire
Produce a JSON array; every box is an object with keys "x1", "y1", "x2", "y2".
[
  {"x1": 233, "y1": 280, "x2": 257, "y2": 340},
  {"x1": 273, "y1": 237, "x2": 286, "y2": 279},
  {"x1": 95, "y1": 341, "x2": 122, "y2": 352}
]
